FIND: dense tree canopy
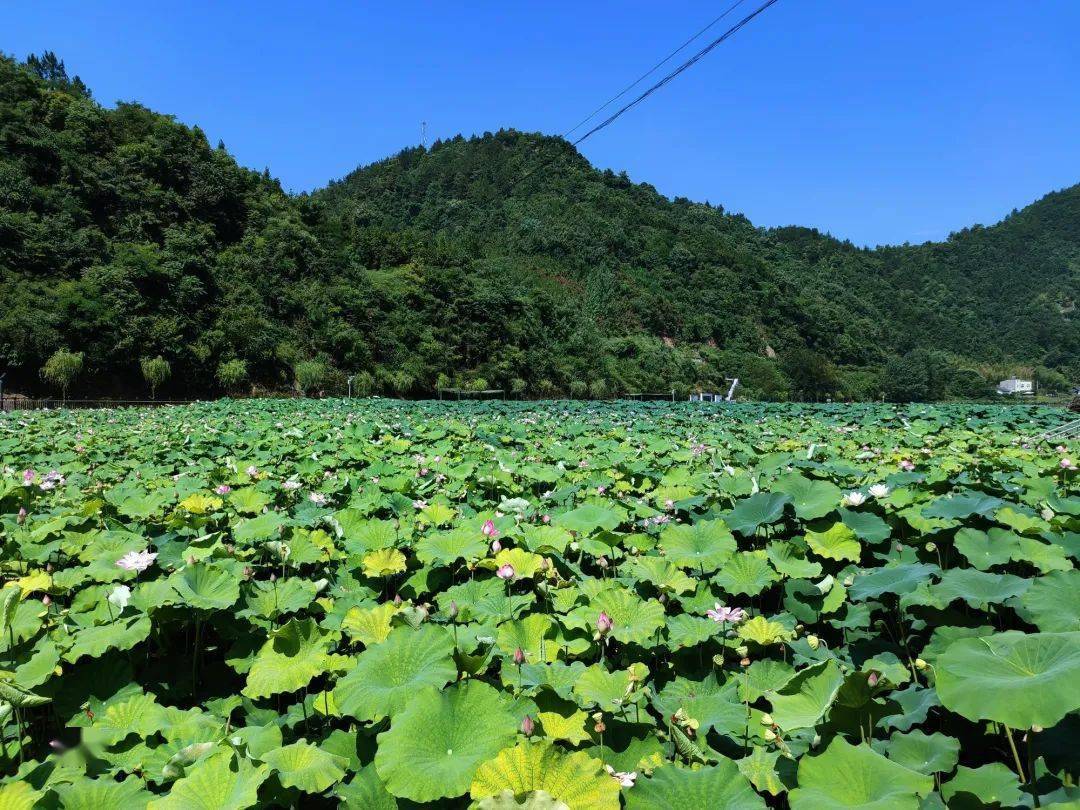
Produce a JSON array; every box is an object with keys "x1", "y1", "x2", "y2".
[{"x1": 1, "y1": 53, "x2": 1076, "y2": 399}]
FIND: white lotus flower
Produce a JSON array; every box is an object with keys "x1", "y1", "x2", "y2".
[
  {"x1": 868, "y1": 484, "x2": 890, "y2": 499},
  {"x1": 605, "y1": 765, "x2": 637, "y2": 788},
  {"x1": 108, "y1": 585, "x2": 131, "y2": 611},
  {"x1": 842, "y1": 491, "x2": 867, "y2": 507},
  {"x1": 116, "y1": 549, "x2": 157, "y2": 572}
]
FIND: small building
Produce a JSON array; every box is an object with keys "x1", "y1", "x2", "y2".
[
  {"x1": 996, "y1": 378, "x2": 1033, "y2": 395},
  {"x1": 689, "y1": 392, "x2": 724, "y2": 403}
]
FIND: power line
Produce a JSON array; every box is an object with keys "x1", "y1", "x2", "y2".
[
  {"x1": 510, "y1": 0, "x2": 781, "y2": 191},
  {"x1": 570, "y1": 0, "x2": 781, "y2": 147},
  {"x1": 561, "y1": 0, "x2": 750, "y2": 140}
]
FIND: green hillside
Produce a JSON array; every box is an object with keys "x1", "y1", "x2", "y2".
[{"x1": 1, "y1": 53, "x2": 1076, "y2": 399}]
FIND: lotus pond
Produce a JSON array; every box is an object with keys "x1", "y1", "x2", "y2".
[{"x1": 0, "y1": 399, "x2": 1077, "y2": 808}]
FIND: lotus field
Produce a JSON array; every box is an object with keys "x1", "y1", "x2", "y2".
[{"x1": 0, "y1": 400, "x2": 1078, "y2": 808}]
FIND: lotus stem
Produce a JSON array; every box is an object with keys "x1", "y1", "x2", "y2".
[{"x1": 1003, "y1": 725, "x2": 1026, "y2": 783}]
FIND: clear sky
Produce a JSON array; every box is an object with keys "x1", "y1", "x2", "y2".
[{"x1": 4, "y1": 1, "x2": 1078, "y2": 246}]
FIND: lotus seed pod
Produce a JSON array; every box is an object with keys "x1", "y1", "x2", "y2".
[
  {"x1": 760, "y1": 713, "x2": 773, "y2": 726},
  {"x1": 807, "y1": 635, "x2": 820, "y2": 650},
  {"x1": 763, "y1": 728, "x2": 777, "y2": 741},
  {"x1": 915, "y1": 658, "x2": 928, "y2": 670},
  {"x1": 925, "y1": 542, "x2": 936, "y2": 552},
  {"x1": 736, "y1": 645, "x2": 748, "y2": 657}
]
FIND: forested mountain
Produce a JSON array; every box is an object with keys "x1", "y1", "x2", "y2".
[{"x1": 1, "y1": 53, "x2": 1077, "y2": 400}]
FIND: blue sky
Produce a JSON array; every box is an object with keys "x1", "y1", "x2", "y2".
[{"x1": 4, "y1": 1, "x2": 1078, "y2": 246}]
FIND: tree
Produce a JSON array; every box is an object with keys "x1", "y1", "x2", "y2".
[
  {"x1": 589, "y1": 379, "x2": 609, "y2": 400},
  {"x1": 40, "y1": 350, "x2": 83, "y2": 402},
  {"x1": 510, "y1": 378, "x2": 527, "y2": 399},
  {"x1": 569, "y1": 380, "x2": 587, "y2": 399},
  {"x1": 216, "y1": 359, "x2": 248, "y2": 394},
  {"x1": 140, "y1": 356, "x2": 171, "y2": 400},
  {"x1": 294, "y1": 360, "x2": 326, "y2": 397},
  {"x1": 782, "y1": 348, "x2": 840, "y2": 401}
]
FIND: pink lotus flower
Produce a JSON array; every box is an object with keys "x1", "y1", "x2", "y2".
[
  {"x1": 900, "y1": 459, "x2": 915, "y2": 472},
  {"x1": 215, "y1": 484, "x2": 232, "y2": 495},
  {"x1": 482, "y1": 519, "x2": 499, "y2": 538},
  {"x1": 246, "y1": 465, "x2": 258, "y2": 477},
  {"x1": 596, "y1": 611, "x2": 613, "y2": 635},
  {"x1": 541, "y1": 514, "x2": 550, "y2": 524},
  {"x1": 496, "y1": 564, "x2": 516, "y2": 580},
  {"x1": 867, "y1": 671, "x2": 880, "y2": 687},
  {"x1": 706, "y1": 603, "x2": 747, "y2": 624},
  {"x1": 17, "y1": 507, "x2": 26, "y2": 525},
  {"x1": 309, "y1": 492, "x2": 327, "y2": 506},
  {"x1": 521, "y1": 715, "x2": 535, "y2": 737},
  {"x1": 513, "y1": 647, "x2": 525, "y2": 665},
  {"x1": 21, "y1": 469, "x2": 35, "y2": 485},
  {"x1": 1061, "y1": 458, "x2": 1076, "y2": 470},
  {"x1": 282, "y1": 479, "x2": 301, "y2": 491},
  {"x1": 116, "y1": 549, "x2": 158, "y2": 573}
]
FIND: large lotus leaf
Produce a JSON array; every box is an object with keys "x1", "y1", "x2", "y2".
[
  {"x1": 493, "y1": 547, "x2": 545, "y2": 579},
  {"x1": 923, "y1": 492, "x2": 1003, "y2": 520},
  {"x1": 773, "y1": 473, "x2": 842, "y2": 520},
  {"x1": 658, "y1": 520, "x2": 736, "y2": 571},
  {"x1": 739, "y1": 659, "x2": 796, "y2": 702},
  {"x1": 737, "y1": 615, "x2": 794, "y2": 646},
  {"x1": 941, "y1": 763, "x2": 1025, "y2": 807},
  {"x1": 714, "y1": 551, "x2": 780, "y2": 597},
  {"x1": 335, "y1": 624, "x2": 456, "y2": 721},
  {"x1": 415, "y1": 528, "x2": 487, "y2": 565},
  {"x1": 243, "y1": 617, "x2": 332, "y2": 698},
  {"x1": 1019, "y1": 569, "x2": 1080, "y2": 632},
  {"x1": 62, "y1": 614, "x2": 152, "y2": 663},
  {"x1": 628, "y1": 557, "x2": 696, "y2": 595},
  {"x1": 587, "y1": 588, "x2": 665, "y2": 646},
  {"x1": 652, "y1": 675, "x2": 755, "y2": 737},
  {"x1": 625, "y1": 759, "x2": 765, "y2": 809},
  {"x1": 375, "y1": 680, "x2": 517, "y2": 802},
  {"x1": 0, "y1": 781, "x2": 42, "y2": 810},
  {"x1": 805, "y1": 523, "x2": 861, "y2": 563},
  {"x1": 340, "y1": 602, "x2": 398, "y2": 645},
  {"x1": 336, "y1": 764, "x2": 398, "y2": 810},
  {"x1": 848, "y1": 563, "x2": 938, "y2": 601},
  {"x1": 952, "y1": 528, "x2": 1020, "y2": 570},
  {"x1": 475, "y1": 790, "x2": 570, "y2": 809},
  {"x1": 233, "y1": 511, "x2": 288, "y2": 545},
  {"x1": 665, "y1": 614, "x2": 717, "y2": 649},
  {"x1": 470, "y1": 741, "x2": 620, "y2": 810},
  {"x1": 789, "y1": 737, "x2": 933, "y2": 809},
  {"x1": 439, "y1": 577, "x2": 535, "y2": 623},
  {"x1": 82, "y1": 691, "x2": 167, "y2": 746},
  {"x1": 766, "y1": 542, "x2": 823, "y2": 579},
  {"x1": 340, "y1": 517, "x2": 398, "y2": 555},
  {"x1": 883, "y1": 730, "x2": 959, "y2": 775},
  {"x1": 53, "y1": 775, "x2": 152, "y2": 810},
  {"x1": 840, "y1": 509, "x2": 891, "y2": 543},
  {"x1": 262, "y1": 739, "x2": 347, "y2": 793},
  {"x1": 935, "y1": 631, "x2": 1080, "y2": 728},
  {"x1": 554, "y1": 502, "x2": 624, "y2": 534},
  {"x1": 498, "y1": 613, "x2": 559, "y2": 663},
  {"x1": 1017, "y1": 536, "x2": 1072, "y2": 573},
  {"x1": 726, "y1": 493, "x2": 791, "y2": 536},
  {"x1": 932, "y1": 568, "x2": 1030, "y2": 608},
  {"x1": 147, "y1": 752, "x2": 269, "y2": 810},
  {"x1": 737, "y1": 746, "x2": 795, "y2": 797},
  {"x1": 168, "y1": 564, "x2": 241, "y2": 610},
  {"x1": 362, "y1": 548, "x2": 407, "y2": 577},
  {"x1": 238, "y1": 578, "x2": 318, "y2": 621},
  {"x1": 768, "y1": 659, "x2": 843, "y2": 731},
  {"x1": 572, "y1": 665, "x2": 640, "y2": 713}
]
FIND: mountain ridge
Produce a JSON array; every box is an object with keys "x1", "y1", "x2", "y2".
[{"x1": 1, "y1": 52, "x2": 1076, "y2": 400}]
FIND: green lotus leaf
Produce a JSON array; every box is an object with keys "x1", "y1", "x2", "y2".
[
  {"x1": 923, "y1": 492, "x2": 1003, "y2": 520},
  {"x1": 848, "y1": 563, "x2": 938, "y2": 601},
  {"x1": 768, "y1": 659, "x2": 843, "y2": 731},
  {"x1": 652, "y1": 675, "x2": 753, "y2": 737},
  {"x1": 147, "y1": 751, "x2": 269, "y2": 810},
  {"x1": 665, "y1": 614, "x2": 717, "y2": 649},
  {"x1": 168, "y1": 563, "x2": 241, "y2": 610},
  {"x1": 554, "y1": 502, "x2": 624, "y2": 534},
  {"x1": 932, "y1": 568, "x2": 1030, "y2": 608},
  {"x1": 572, "y1": 665, "x2": 640, "y2": 713},
  {"x1": 587, "y1": 587, "x2": 665, "y2": 646},
  {"x1": 82, "y1": 691, "x2": 167, "y2": 746},
  {"x1": 941, "y1": 763, "x2": 1025, "y2": 807},
  {"x1": 233, "y1": 511, "x2": 288, "y2": 545},
  {"x1": 243, "y1": 617, "x2": 332, "y2": 698},
  {"x1": 0, "y1": 781, "x2": 42, "y2": 810},
  {"x1": 839, "y1": 509, "x2": 891, "y2": 542},
  {"x1": 340, "y1": 517, "x2": 398, "y2": 555},
  {"x1": 737, "y1": 746, "x2": 794, "y2": 797},
  {"x1": 805, "y1": 523, "x2": 861, "y2": 562},
  {"x1": 62, "y1": 614, "x2": 152, "y2": 663},
  {"x1": 789, "y1": 737, "x2": 933, "y2": 809},
  {"x1": 336, "y1": 764, "x2": 398, "y2": 810},
  {"x1": 335, "y1": 624, "x2": 456, "y2": 721},
  {"x1": 375, "y1": 680, "x2": 517, "y2": 802},
  {"x1": 1019, "y1": 569, "x2": 1080, "y2": 632},
  {"x1": 415, "y1": 528, "x2": 487, "y2": 565},
  {"x1": 498, "y1": 613, "x2": 559, "y2": 663},
  {"x1": 340, "y1": 601, "x2": 398, "y2": 645},
  {"x1": 658, "y1": 520, "x2": 737, "y2": 571},
  {"x1": 726, "y1": 493, "x2": 791, "y2": 536},
  {"x1": 625, "y1": 759, "x2": 765, "y2": 809},
  {"x1": 773, "y1": 473, "x2": 842, "y2": 520},
  {"x1": 714, "y1": 551, "x2": 780, "y2": 597},
  {"x1": 470, "y1": 741, "x2": 621, "y2": 810},
  {"x1": 738, "y1": 659, "x2": 796, "y2": 702},
  {"x1": 362, "y1": 548, "x2": 407, "y2": 577},
  {"x1": 952, "y1": 528, "x2": 1020, "y2": 570},
  {"x1": 935, "y1": 631, "x2": 1080, "y2": 728},
  {"x1": 737, "y1": 615, "x2": 794, "y2": 646},
  {"x1": 883, "y1": 730, "x2": 959, "y2": 775},
  {"x1": 262, "y1": 739, "x2": 347, "y2": 793},
  {"x1": 628, "y1": 556, "x2": 696, "y2": 595},
  {"x1": 54, "y1": 775, "x2": 152, "y2": 810},
  {"x1": 766, "y1": 542, "x2": 823, "y2": 579}
]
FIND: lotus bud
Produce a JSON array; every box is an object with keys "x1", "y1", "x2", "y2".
[
  {"x1": 1031, "y1": 725, "x2": 1043, "y2": 733},
  {"x1": 867, "y1": 671, "x2": 879, "y2": 687},
  {"x1": 393, "y1": 594, "x2": 403, "y2": 606},
  {"x1": 570, "y1": 541, "x2": 580, "y2": 553},
  {"x1": 490, "y1": 539, "x2": 502, "y2": 553},
  {"x1": 521, "y1": 715, "x2": 535, "y2": 737},
  {"x1": 812, "y1": 733, "x2": 821, "y2": 748},
  {"x1": 596, "y1": 611, "x2": 613, "y2": 636},
  {"x1": 1040, "y1": 507, "x2": 1054, "y2": 521},
  {"x1": 46, "y1": 562, "x2": 52, "y2": 573},
  {"x1": 17, "y1": 507, "x2": 26, "y2": 524},
  {"x1": 594, "y1": 718, "x2": 606, "y2": 734},
  {"x1": 597, "y1": 555, "x2": 609, "y2": 569},
  {"x1": 915, "y1": 658, "x2": 928, "y2": 670},
  {"x1": 243, "y1": 567, "x2": 254, "y2": 580},
  {"x1": 807, "y1": 634, "x2": 820, "y2": 650},
  {"x1": 269, "y1": 572, "x2": 276, "y2": 582},
  {"x1": 736, "y1": 645, "x2": 748, "y2": 657},
  {"x1": 513, "y1": 647, "x2": 525, "y2": 666},
  {"x1": 42, "y1": 594, "x2": 51, "y2": 606},
  {"x1": 448, "y1": 601, "x2": 459, "y2": 620},
  {"x1": 740, "y1": 657, "x2": 751, "y2": 667}
]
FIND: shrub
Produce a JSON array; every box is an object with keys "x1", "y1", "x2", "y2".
[
  {"x1": 140, "y1": 356, "x2": 172, "y2": 400},
  {"x1": 40, "y1": 349, "x2": 84, "y2": 401}
]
